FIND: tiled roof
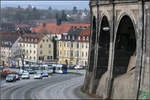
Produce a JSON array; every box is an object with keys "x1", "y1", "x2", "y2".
[
  {"x1": 80, "y1": 28, "x2": 90, "y2": 37},
  {"x1": 79, "y1": 28, "x2": 90, "y2": 42},
  {"x1": 31, "y1": 23, "x2": 90, "y2": 34},
  {"x1": 19, "y1": 33, "x2": 43, "y2": 44},
  {"x1": 0, "y1": 31, "x2": 20, "y2": 47}
]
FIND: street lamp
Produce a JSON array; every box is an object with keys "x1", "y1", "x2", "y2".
[{"x1": 103, "y1": 26, "x2": 110, "y2": 31}]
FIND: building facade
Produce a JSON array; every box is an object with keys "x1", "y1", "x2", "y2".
[
  {"x1": 58, "y1": 27, "x2": 90, "y2": 66},
  {"x1": 0, "y1": 31, "x2": 19, "y2": 67},
  {"x1": 83, "y1": 0, "x2": 150, "y2": 99}
]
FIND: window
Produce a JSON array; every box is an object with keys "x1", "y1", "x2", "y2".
[
  {"x1": 30, "y1": 44, "x2": 31, "y2": 47},
  {"x1": 40, "y1": 51, "x2": 42, "y2": 54},
  {"x1": 47, "y1": 56, "x2": 50, "y2": 59},
  {"x1": 82, "y1": 52, "x2": 84, "y2": 57},
  {"x1": 35, "y1": 39, "x2": 37, "y2": 42},
  {"x1": 78, "y1": 36, "x2": 80, "y2": 40},
  {"x1": 86, "y1": 43, "x2": 88, "y2": 48},
  {"x1": 60, "y1": 42, "x2": 61, "y2": 47},
  {"x1": 30, "y1": 56, "x2": 32, "y2": 59},
  {"x1": 34, "y1": 44, "x2": 35, "y2": 48},
  {"x1": 67, "y1": 42, "x2": 70, "y2": 47},
  {"x1": 65, "y1": 36, "x2": 67, "y2": 40},
  {"x1": 47, "y1": 39, "x2": 48, "y2": 42},
  {"x1": 34, "y1": 56, "x2": 35, "y2": 59},
  {"x1": 60, "y1": 51, "x2": 62, "y2": 56},
  {"x1": 86, "y1": 37, "x2": 89, "y2": 40},
  {"x1": 28, "y1": 38, "x2": 30, "y2": 42},
  {"x1": 49, "y1": 50, "x2": 51, "y2": 54},
  {"x1": 76, "y1": 51, "x2": 79, "y2": 57},
  {"x1": 31, "y1": 38, "x2": 33, "y2": 42},
  {"x1": 30, "y1": 50, "x2": 32, "y2": 53},
  {"x1": 27, "y1": 44, "x2": 28, "y2": 47},
  {"x1": 76, "y1": 42, "x2": 79, "y2": 48},
  {"x1": 43, "y1": 39, "x2": 45, "y2": 42},
  {"x1": 64, "y1": 50, "x2": 66, "y2": 57},
  {"x1": 72, "y1": 36, "x2": 75, "y2": 40},
  {"x1": 64, "y1": 42, "x2": 66, "y2": 47},
  {"x1": 49, "y1": 44, "x2": 51, "y2": 48},
  {"x1": 68, "y1": 51, "x2": 70, "y2": 56},
  {"x1": 71, "y1": 42, "x2": 73, "y2": 48},
  {"x1": 34, "y1": 51, "x2": 36, "y2": 54},
  {"x1": 82, "y1": 43, "x2": 84, "y2": 48},
  {"x1": 40, "y1": 44, "x2": 42, "y2": 48},
  {"x1": 20, "y1": 44, "x2": 22, "y2": 47},
  {"x1": 83, "y1": 36, "x2": 85, "y2": 40},
  {"x1": 26, "y1": 50, "x2": 28, "y2": 53},
  {"x1": 70, "y1": 50, "x2": 73, "y2": 57},
  {"x1": 86, "y1": 52, "x2": 88, "y2": 57},
  {"x1": 68, "y1": 36, "x2": 70, "y2": 40}
]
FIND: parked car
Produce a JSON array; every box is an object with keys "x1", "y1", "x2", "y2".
[
  {"x1": 21, "y1": 73, "x2": 30, "y2": 79},
  {"x1": 42, "y1": 71, "x2": 48, "y2": 77},
  {"x1": 6, "y1": 74, "x2": 16, "y2": 82},
  {"x1": 34, "y1": 73, "x2": 43, "y2": 79}
]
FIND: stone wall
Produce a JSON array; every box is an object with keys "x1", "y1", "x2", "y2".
[{"x1": 83, "y1": 0, "x2": 150, "y2": 99}]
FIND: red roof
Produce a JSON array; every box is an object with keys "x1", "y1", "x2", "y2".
[
  {"x1": 80, "y1": 28, "x2": 90, "y2": 36},
  {"x1": 78, "y1": 28, "x2": 90, "y2": 42},
  {"x1": 31, "y1": 23, "x2": 90, "y2": 34},
  {"x1": 19, "y1": 33, "x2": 43, "y2": 44}
]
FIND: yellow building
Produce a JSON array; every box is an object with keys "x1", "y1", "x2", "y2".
[
  {"x1": 18, "y1": 33, "x2": 54, "y2": 64},
  {"x1": 57, "y1": 28, "x2": 90, "y2": 66},
  {"x1": 37, "y1": 34, "x2": 54, "y2": 62},
  {"x1": 0, "y1": 31, "x2": 19, "y2": 67}
]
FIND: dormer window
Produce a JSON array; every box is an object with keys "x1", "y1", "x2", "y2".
[
  {"x1": 86, "y1": 37, "x2": 89, "y2": 40},
  {"x1": 72, "y1": 36, "x2": 75, "y2": 40},
  {"x1": 65, "y1": 36, "x2": 67, "y2": 40},
  {"x1": 78, "y1": 36, "x2": 80, "y2": 40},
  {"x1": 83, "y1": 36, "x2": 85, "y2": 40},
  {"x1": 68, "y1": 36, "x2": 70, "y2": 40},
  {"x1": 35, "y1": 39, "x2": 37, "y2": 42}
]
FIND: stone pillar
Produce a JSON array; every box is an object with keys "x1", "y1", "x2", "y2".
[
  {"x1": 139, "y1": 4, "x2": 150, "y2": 99},
  {"x1": 134, "y1": 1, "x2": 144, "y2": 99}
]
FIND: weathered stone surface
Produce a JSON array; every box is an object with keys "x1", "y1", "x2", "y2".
[
  {"x1": 83, "y1": 0, "x2": 150, "y2": 99},
  {"x1": 111, "y1": 70, "x2": 135, "y2": 99}
]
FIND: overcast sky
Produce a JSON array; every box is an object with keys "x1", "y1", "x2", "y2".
[{"x1": 1, "y1": 1, "x2": 90, "y2": 10}]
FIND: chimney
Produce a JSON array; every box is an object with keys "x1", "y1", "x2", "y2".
[
  {"x1": 56, "y1": 18, "x2": 62, "y2": 26},
  {"x1": 43, "y1": 23, "x2": 46, "y2": 27}
]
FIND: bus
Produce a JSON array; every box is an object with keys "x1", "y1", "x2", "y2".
[{"x1": 55, "y1": 64, "x2": 67, "y2": 74}]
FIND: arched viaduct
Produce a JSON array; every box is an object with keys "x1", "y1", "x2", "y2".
[{"x1": 83, "y1": 0, "x2": 150, "y2": 99}]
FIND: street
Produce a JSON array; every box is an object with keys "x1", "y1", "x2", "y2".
[{"x1": 0, "y1": 70, "x2": 95, "y2": 99}]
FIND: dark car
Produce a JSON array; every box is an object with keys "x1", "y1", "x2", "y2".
[
  {"x1": 42, "y1": 72, "x2": 48, "y2": 77},
  {"x1": 6, "y1": 74, "x2": 16, "y2": 82}
]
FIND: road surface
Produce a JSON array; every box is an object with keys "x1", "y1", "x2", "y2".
[{"x1": 0, "y1": 70, "x2": 95, "y2": 99}]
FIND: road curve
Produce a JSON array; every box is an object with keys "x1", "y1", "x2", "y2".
[{"x1": 0, "y1": 72, "x2": 94, "y2": 99}]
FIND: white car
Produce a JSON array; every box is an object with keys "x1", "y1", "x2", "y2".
[
  {"x1": 34, "y1": 73, "x2": 43, "y2": 79},
  {"x1": 74, "y1": 65, "x2": 83, "y2": 70},
  {"x1": 21, "y1": 73, "x2": 30, "y2": 79}
]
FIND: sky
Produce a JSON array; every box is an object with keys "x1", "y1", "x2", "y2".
[{"x1": 1, "y1": 1, "x2": 90, "y2": 10}]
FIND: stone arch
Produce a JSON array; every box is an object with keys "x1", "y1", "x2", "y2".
[
  {"x1": 113, "y1": 15, "x2": 137, "y2": 78},
  {"x1": 115, "y1": 12, "x2": 138, "y2": 39},
  {"x1": 89, "y1": 16, "x2": 96, "y2": 72},
  {"x1": 95, "y1": 15, "x2": 110, "y2": 79}
]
